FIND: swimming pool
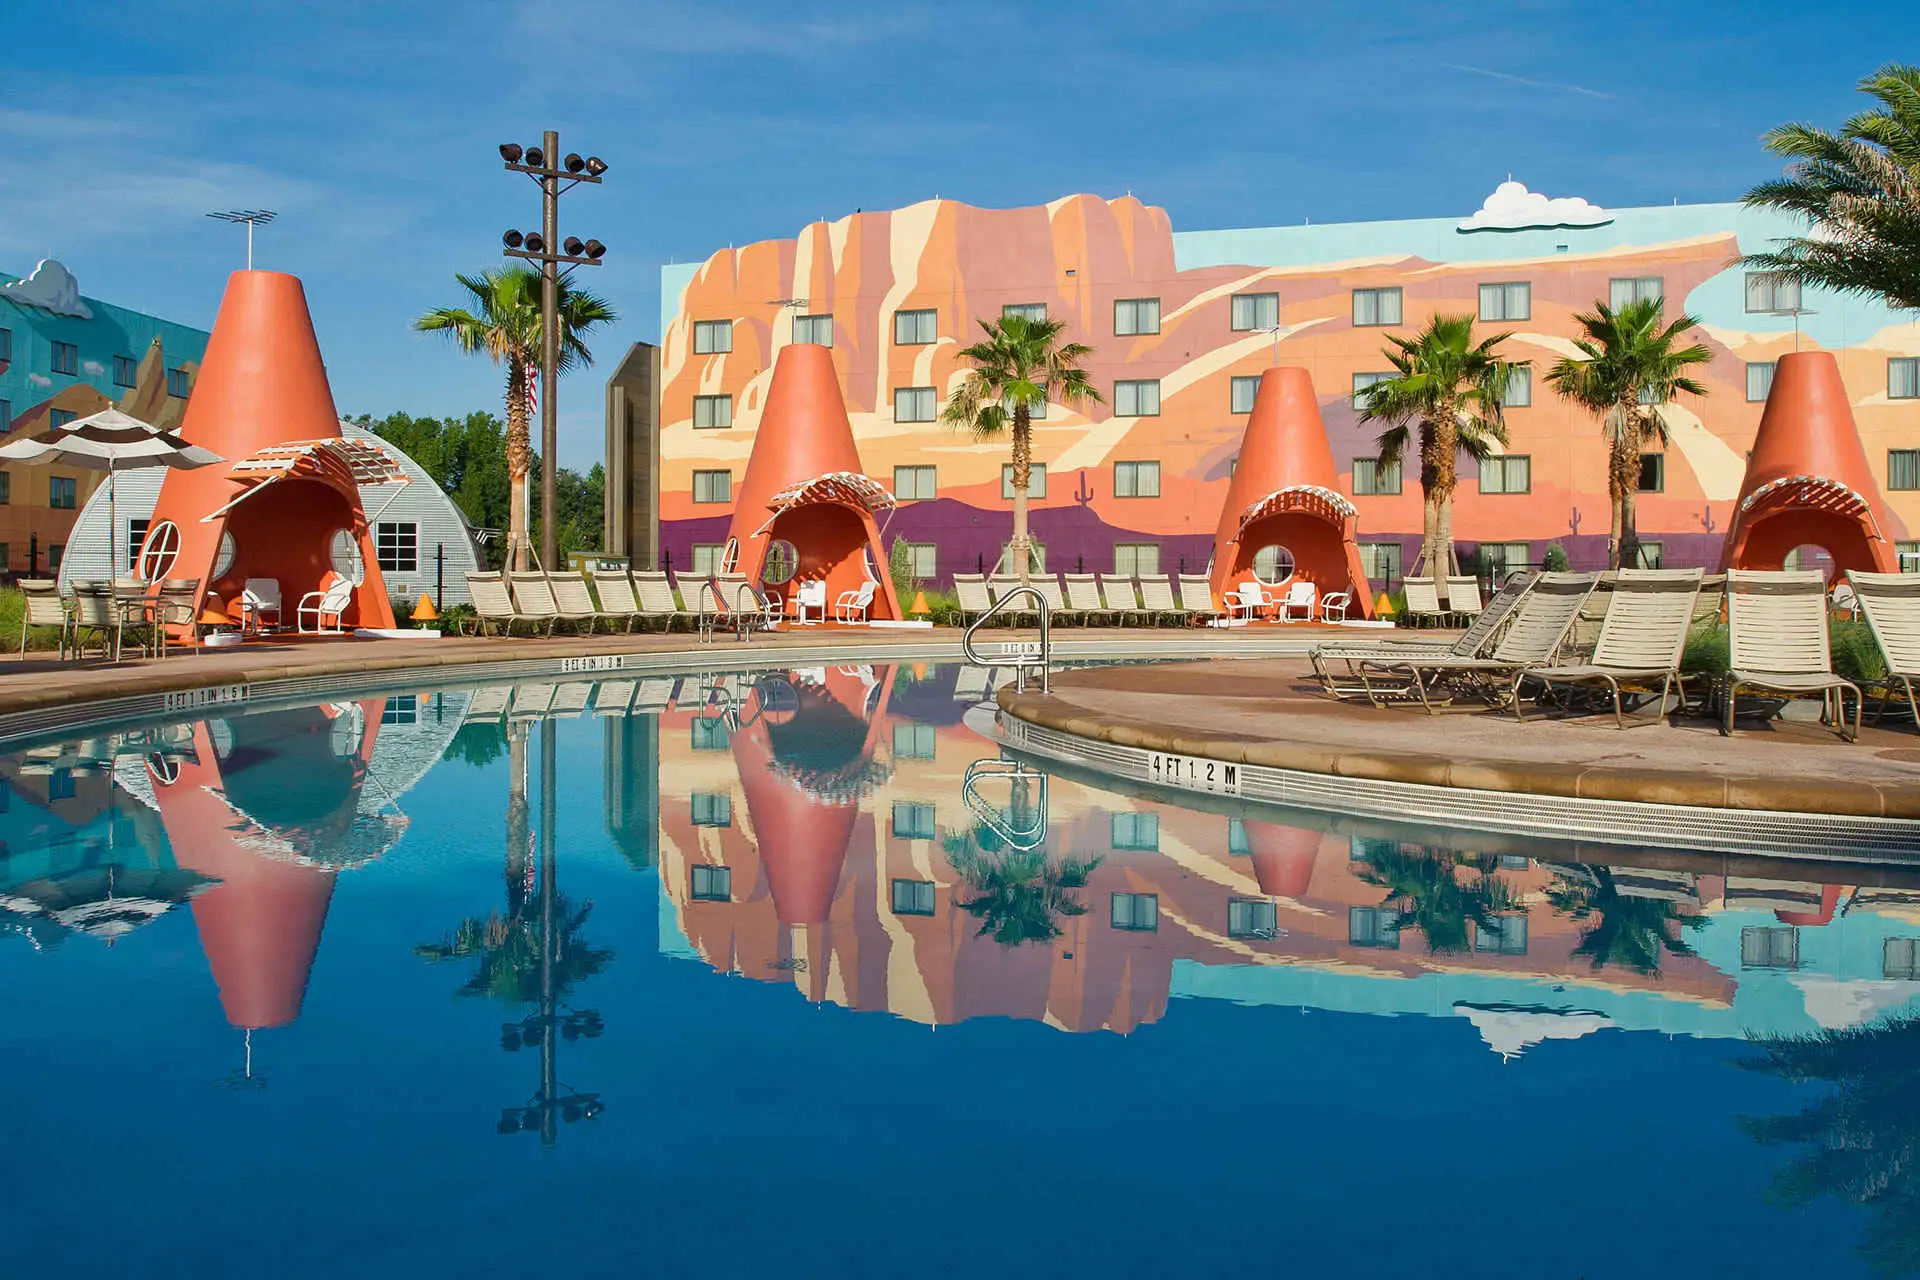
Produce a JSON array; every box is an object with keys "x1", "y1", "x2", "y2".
[{"x1": 4, "y1": 661, "x2": 1917, "y2": 1277}]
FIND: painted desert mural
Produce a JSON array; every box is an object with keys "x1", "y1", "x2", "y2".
[{"x1": 657, "y1": 191, "x2": 1920, "y2": 585}]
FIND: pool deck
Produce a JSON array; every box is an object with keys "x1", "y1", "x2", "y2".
[{"x1": 997, "y1": 657, "x2": 1920, "y2": 820}]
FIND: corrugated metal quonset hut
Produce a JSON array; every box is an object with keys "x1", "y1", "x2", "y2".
[{"x1": 57, "y1": 419, "x2": 484, "y2": 609}]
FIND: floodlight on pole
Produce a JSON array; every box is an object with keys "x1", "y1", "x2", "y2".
[{"x1": 207, "y1": 210, "x2": 278, "y2": 270}]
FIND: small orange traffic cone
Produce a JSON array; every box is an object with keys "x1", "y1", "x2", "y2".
[
  {"x1": 909, "y1": 590, "x2": 929, "y2": 616},
  {"x1": 412, "y1": 594, "x2": 440, "y2": 622},
  {"x1": 1374, "y1": 591, "x2": 1396, "y2": 618}
]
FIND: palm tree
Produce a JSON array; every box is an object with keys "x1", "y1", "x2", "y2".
[
  {"x1": 414, "y1": 267, "x2": 616, "y2": 570},
  {"x1": 1545, "y1": 300, "x2": 1711, "y2": 570},
  {"x1": 942, "y1": 823, "x2": 1101, "y2": 946},
  {"x1": 1357, "y1": 315, "x2": 1523, "y2": 577},
  {"x1": 1541, "y1": 863, "x2": 1705, "y2": 974},
  {"x1": 1741, "y1": 63, "x2": 1920, "y2": 312},
  {"x1": 1740, "y1": 1014, "x2": 1920, "y2": 1274},
  {"x1": 414, "y1": 895, "x2": 612, "y2": 1003},
  {"x1": 941, "y1": 314, "x2": 1102, "y2": 583},
  {"x1": 1351, "y1": 842, "x2": 1520, "y2": 954}
]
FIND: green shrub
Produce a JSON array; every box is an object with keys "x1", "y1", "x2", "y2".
[
  {"x1": 888, "y1": 536, "x2": 918, "y2": 604},
  {"x1": 1542, "y1": 544, "x2": 1571, "y2": 572},
  {"x1": 1831, "y1": 617, "x2": 1886, "y2": 684},
  {"x1": 1680, "y1": 625, "x2": 1728, "y2": 676},
  {"x1": 919, "y1": 588, "x2": 962, "y2": 627}
]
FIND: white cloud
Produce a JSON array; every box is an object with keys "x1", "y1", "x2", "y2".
[
  {"x1": 0, "y1": 259, "x2": 93, "y2": 318},
  {"x1": 1459, "y1": 180, "x2": 1612, "y2": 233},
  {"x1": 81, "y1": 359, "x2": 106, "y2": 376},
  {"x1": 27, "y1": 373, "x2": 51, "y2": 387}
]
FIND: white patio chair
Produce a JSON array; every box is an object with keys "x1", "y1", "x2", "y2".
[
  {"x1": 297, "y1": 576, "x2": 354, "y2": 634},
  {"x1": 240, "y1": 578, "x2": 282, "y2": 631},
  {"x1": 1278, "y1": 580, "x2": 1317, "y2": 622},
  {"x1": 835, "y1": 580, "x2": 877, "y2": 622},
  {"x1": 1320, "y1": 589, "x2": 1354, "y2": 623},
  {"x1": 18, "y1": 578, "x2": 71, "y2": 658},
  {"x1": 1225, "y1": 582, "x2": 1268, "y2": 624},
  {"x1": 794, "y1": 579, "x2": 828, "y2": 624},
  {"x1": 1724, "y1": 569, "x2": 1862, "y2": 741}
]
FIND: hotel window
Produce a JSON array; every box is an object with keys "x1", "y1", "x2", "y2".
[
  {"x1": 1110, "y1": 892, "x2": 1159, "y2": 932},
  {"x1": 689, "y1": 543, "x2": 725, "y2": 577},
  {"x1": 1890, "y1": 450, "x2": 1920, "y2": 491},
  {"x1": 893, "y1": 465, "x2": 936, "y2": 500},
  {"x1": 126, "y1": 518, "x2": 149, "y2": 571},
  {"x1": 1900, "y1": 541, "x2": 1920, "y2": 573},
  {"x1": 1231, "y1": 292, "x2": 1279, "y2": 332},
  {"x1": 0, "y1": 399, "x2": 9, "y2": 433},
  {"x1": 1744, "y1": 271, "x2": 1801, "y2": 314},
  {"x1": 1230, "y1": 375, "x2": 1260, "y2": 414},
  {"x1": 376, "y1": 522, "x2": 418, "y2": 572},
  {"x1": 1114, "y1": 542, "x2": 1160, "y2": 577},
  {"x1": 893, "y1": 722, "x2": 937, "y2": 760},
  {"x1": 0, "y1": 328, "x2": 10, "y2": 362},
  {"x1": 690, "y1": 865, "x2": 732, "y2": 902},
  {"x1": 891, "y1": 878, "x2": 937, "y2": 915},
  {"x1": 1501, "y1": 367, "x2": 1532, "y2": 408},
  {"x1": 1227, "y1": 817, "x2": 1250, "y2": 855},
  {"x1": 49, "y1": 409, "x2": 76, "y2": 429},
  {"x1": 1638, "y1": 453, "x2": 1665, "y2": 493},
  {"x1": 51, "y1": 341, "x2": 78, "y2": 375},
  {"x1": 905, "y1": 542, "x2": 937, "y2": 578},
  {"x1": 1352, "y1": 371, "x2": 1394, "y2": 411},
  {"x1": 1741, "y1": 925, "x2": 1800, "y2": 970},
  {"x1": 1884, "y1": 937, "x2": 1920, "y2": 980},
  {"x1": 49, "y1": 476, "x2": 77, "y2": 509},
  {"x1": 166, "y1": 367, "x2": 190, "y2": 398},
  {"x1": 1229, "y1": 898, "x2": 1278, "y2": 939},
  {"x1": 692, "y1": 470, "x2": 732, "y2": 503},
  {"x1": 1478, "y1": 281, "x2": 1531, "y2": 322},
  {"x1": 1000, "y1": 539, "x2": 1046, "y2": 573},
  {"x1": 1002, "y1": 463, "x2": 1046, "y2": 499},
  {"x1": 1002, "y1": 393, "x2": 1047, "y2": 420},
  {"x1": 0, "y1": 472, "x2": 9, "y2": 504},
  {"x1": 692, "y1": 319, "x2": 733, "y2": 354},
  {"x1": 1352, "y1": 287, "x2": 1402, "y2": 327},
  {"x1": 47, "y1": 543, "x2": 64, "y2": 572},
  {"x1": 1114, "y1": 297, "x2": 1160, "y2": 336},
  {"x1": 381, "y1": 697, "x2": 418, "y2": 726},
  {"x1": 691, "y1": 792, "x2": 732, "y2": 827},
  {"x1": 1635, "y1": 541, "x2": 1665, "y2": 569},
  {"x1": 692, "y1": 394, "x2": 732, "y2": 429},
  {"x1": 1479, "y1": 455, "x2": 1531, "y2": 495},
  {"x1": 48, "y1": 767, "x2": 75, "y2": 801},
  {"x1": 1111, "y1": 811, "x2": 1159, "y2": 851},
  {"x1": 690, "y1": 715, "x2": 730, "y2": 751},
  {"x1": 1481, "y1": 542, "x2": 1533, "y2": 578},
  {"x1": 112, "y1": 354, "x2": 138, "y2": 387},
  {"x1": 1746, "y1": 361, "x2": 1776, "y2": 402},
  {"x1": 1114, "y1": 379, "x2": 1161, "y2": 417},
  {"x1": 1475, "y1": 915, "x2": 1529, "y2": 956},
  {"x1": 1114, "y1": 460, "x2": 1160, "y2": 498},
  {"x1": 893, "y1": 386, "x2": 937, "y2": 422},
  {"x1": 1359, "y1": 541, "x2": 1403, "y2": 585},
  {"x1": 792, "y1": 313, "x2": 833, "y2": 345},
  {"x1": 1892, "y1": 357, "x2": 1920, "y2": 400},
  {"x1": 1352, "y1": 457, "x2": 1401, "y2": 496},
  {"x1": 891, "y1": 802, "x2": 937, "y2": 840},
  {"x1": 1003, "y1": 302, "x2": 1047, "y2": 323},
  {"x1": 1610, "y1": 276, "x2": 1665, "y2": 309},
  {"x1": 1349, "y1": 906, "x2": 1401, "y2": 949},
  {"x1": 894, "y1": 308, "x2": 937, "y2": 345}
]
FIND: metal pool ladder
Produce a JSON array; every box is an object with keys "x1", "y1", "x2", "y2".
[
  {"x1": 961, "y1": 757, "x2": 1049, "y2": 851},
  {"x1": 961, "y1": 584, "x2": 1050, "y2": 693}
]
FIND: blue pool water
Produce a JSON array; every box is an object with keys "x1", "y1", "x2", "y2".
[{"x1": 4, "y1": 662, "x2": 1918, "y2": 1277}]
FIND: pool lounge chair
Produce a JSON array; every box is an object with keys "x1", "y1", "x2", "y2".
[
  {"x1": 1514, "y1": 568, "x2": 1703, "y2": 728},
  {"x1": 18, "y1": 578, "x2": 70, "y2": 658},
  {"x1": 1136, "y1": 574, "x2": 1188, "y2": 625},
  {"x1": 1445, "y1": 576, "x2": 1484, "y2": 627},
  {"x1": 1398, "y1": 577, "x2": 1447, "y2": 628},
  {"x1": 1030, "y1": 575, "x2": 1073, "y2": 624},
  {"x1": 464, "y1": 573, "x2": 523, "y2": 636},
  {"x1": 591, "y1": 680, "x2": 636, "y2": 716},
  {"x1": 463, "y1": 683, "x2": 513, "y2": 722},
  {"x1": 1097, "y1": 575, "x2": 1145, "y2": 626},
  {"x1": 591, "y1": 571, "x2": 646, "y2": 632},
  {"x1": 1358, "y1": 572, "x2": 1598, "y2": 713},
  {"x1": 1176, "y1": 574, "x2": 1223, "y2": 626},
  {"x1": 1849, "y1": 571, "x2": 1920, "y2": 726},
  {"x1": 1064, "y1": 573, "x2": 1116, "y2": 626},
  {"x1": 550, "y1": 682, "x2": 595, "y2": 717},
  {"x1": 1310, "y1": 573, "x2": 1538, "y2": 700},
  {"x1": 953, "y1": 574, "x2": 994, "y2": 625},
  {"x1": 507, "y1": 573, "x2": 572, "y2": 635},
  {"x1": 1722, "y1": 569, "x2": 1862, "y2": 741},
  {"x1": 633, "y1": 571, "x2": 685, "y2": 632},
  {"x1": 986, "y1": 575, "x2": 1041, "y2": 623}
]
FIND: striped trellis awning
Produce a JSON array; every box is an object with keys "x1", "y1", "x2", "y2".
[
  {"x1": 1735, "y1": 474, "x2": 1887, "y2": 540},
  {"x1": 203, "y1": 438, "x2": 410, "y2": 522},
  {"x1": 753, "y1": 471, "x2": 896, "y2": 536},
  {"x1": 1231, "y1": 484, "x2": 1357, "y2": 540}
]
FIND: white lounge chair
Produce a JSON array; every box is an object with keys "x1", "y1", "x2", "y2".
[
  {"x1": 633, "y1": 571, "x2": 685, "y2": 632},
  {"x1": 18, "y1": 578, "x2": 70, "y2": 658},
  {"x1": 1360, "y1": 572, "x2": 1599, "y2": 712},
  {"x1": 1723, "y1": 569, "x2": 1862, "y2": 741},
  {"x1": 1311, "y1": 573, "x2": 1537, "y2": 700},
  {"x1": 1136, "y1": 574, "x2": 1187, "y2": 625},
  {"x1": 464, "y1": 573, "x2": 524, "y2": 636},
  {"x1": 592, "y1": 680, "x2": 637, "y2": 716},
  {"x1": 953, "y1": 574, "x2": 994, "y2": 624},
  {"x1": 1849, "y1": 571, "x2": 1920, "y2": 725},
  {"x1": 297, "y1": 576, "x2": 354, "y2": 634},
  {"x1": 1099, "y1": 574, "x2": 1146, "y2": 626},
  {"x1": 548, "y1": 572, "x2": 608, "y2": 633},
  {"x1": 1177, "y1": 574, "x2": 1223, "y2": 625},
  {"x1": 1065, "y1": 573, "x2": 1116, "y2": 625},
  {"x1": 591, "y1": 571, "x2": 645, "y2": 632},
  {"x1": 1399, "y1": 577, "x2": 1446, "y2": 628},
  {"x1": 507, "y1": 572, "x2": 565, "y2": 635},
  {"x1": 1445, "y1": 576, "x2": 1484, "y2": 627},
  {"x1": 1516, "y1": 569, "x2": 1703, "y2": 728}
]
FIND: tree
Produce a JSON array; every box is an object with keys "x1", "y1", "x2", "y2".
[
  {"x1": 1545, "y1": 299, "x2": 1711, "y2": 570},
  {"x1": 1541, "y1": 863, "x2": 1705, "y2": 974},
  {"x1": 941, "y1": 314, "x2": 1102, "y2": 584},
  {"x1": 1351, "y1": 842, "x2": 1520, "y2": 954},
  {"x1": 1741, "y1": 63, "x2": 1920, "y2": 312},
  {"x1": 1357, "y1": 315, "x2": 1522, "y2": 577},
  {"x1": 413, "y1": 268, "x2": 615, "y2": 570}
]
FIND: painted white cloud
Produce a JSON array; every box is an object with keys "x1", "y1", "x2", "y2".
[
  {"x1": 27, "y1": 372, "x2": 51, "y2": 387},
  {"x1": 0, "y1": 258, "x2": 93, "y2": 318},
  {"x1": 1459, "y1": 180, "x2": 1612, "y2": 233},
  {"x1": 80, "y1": 359, "x2": 105, "y2": 376}
]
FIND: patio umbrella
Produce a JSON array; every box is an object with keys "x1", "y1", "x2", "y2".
[{"x1": 0, "y1": 408, "x2": 222, "y2": 577}]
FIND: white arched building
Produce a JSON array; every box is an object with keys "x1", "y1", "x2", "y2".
[{"x1": 57, "y1": 420, "x2": 484, "y2": 609}]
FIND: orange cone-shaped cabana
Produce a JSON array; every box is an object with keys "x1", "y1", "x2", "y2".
[
  {"x1": 723, "y1": 344, "x2": 902, "y2": 621},
  {"x1": 152, "y1": 703, "x2": 391, "y2": 1029},
  {"x1": 1208, "y1": 367, "x2": 1372, "y2": 618},
  {"x1": 1242, "y1": 821, "x2": 1322, "y2": 899},
  {"x1": 144, "y1": 271, "x2": 402, "y2": 632},
  {"x1": 1720, "y1": 350, "x2": 1899, "y2": 576}
]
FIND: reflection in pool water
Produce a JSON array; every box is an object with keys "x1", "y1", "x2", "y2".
[{"x1": 4, "y1": 662, "x2": 1920, "y2": 1276}]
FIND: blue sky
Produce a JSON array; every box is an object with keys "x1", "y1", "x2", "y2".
[{"x1": 4, "y1": 0, "x2": 1914, "y2": 468}]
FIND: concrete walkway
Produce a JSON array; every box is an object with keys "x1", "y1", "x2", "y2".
[{"x1": 998, "y1": 657, "x2": 1920, "y2": 820}]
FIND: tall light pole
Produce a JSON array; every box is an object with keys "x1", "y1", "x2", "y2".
[{"x1": 499, "y1": 136, "x2": 608, "y2": 571}]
